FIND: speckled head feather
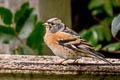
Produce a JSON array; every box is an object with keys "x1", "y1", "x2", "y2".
[
  {"x1": 45, "y1": 18, "x2": 66, "y2": 33},
  {"x1": 47, "y1": 18, "x2": 62, "y2": 24}
]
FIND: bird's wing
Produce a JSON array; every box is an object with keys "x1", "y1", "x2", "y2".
[
  {"x1": 61, "y1": 27, "x2": 105, "y2": 57},
  {"x1": 58, "y1": 36, "x2": 105, "y2": 58}
]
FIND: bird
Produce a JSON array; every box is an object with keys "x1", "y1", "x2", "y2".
[{"x1": 43, "y1": 18, "x2": 113, "y2": 65}]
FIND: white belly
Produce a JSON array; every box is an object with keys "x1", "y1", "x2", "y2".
[
  {"x1": 51, "y1": 48, "x2": 66, "y2": 58},
  {"x1": 49, "y1": 45, "x2": 80, "y2": 59}
]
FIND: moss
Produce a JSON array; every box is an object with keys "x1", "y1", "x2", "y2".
[{"x1": 0, "y1": 73, "x2": 120, "y2": 80}]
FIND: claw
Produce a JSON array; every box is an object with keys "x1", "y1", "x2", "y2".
[
  {"x1": 73, "y1": 59, "x2": 78, "y2": 63},
  {"x1": 55, "y1": 59, "x2": 69, "y2": 64}
]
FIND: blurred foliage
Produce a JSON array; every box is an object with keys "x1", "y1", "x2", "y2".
[
  {"x1": 80, "y1": 0, "x2": 120, "y2": 52},
  {"x1": 0, "y1": 2, "x2": 45, "y2": 55},
  {"x1": 88, "y1": 0, "x2": 120, "y2": 16},
  {"x1": 103, "y1": 42, "x2": 120, "y2": 52},
  {"x1": 111, "y1": 14, "x2": 120, "y2": 37},
  {"x1": 26, "y1": 22, "x2": 45, "y2": 55},
  {"x1": 0, "y1": 7, "x2": 13, "y2": 25}
]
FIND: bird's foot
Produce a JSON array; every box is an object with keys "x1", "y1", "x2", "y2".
[
  {"x1": 71, "y1": 59, "x2": 79, "y2": 64},
  {"x1": 55, "y1": 59, "x2": 69, "y2": 65}
]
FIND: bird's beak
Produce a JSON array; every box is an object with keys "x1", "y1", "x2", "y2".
[{"x1": 42, "y1": 23, "x2": 49, "y2": 26}]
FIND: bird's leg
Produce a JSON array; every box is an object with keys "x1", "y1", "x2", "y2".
[
  {"x1": 73, "y1": 59, "x2": 78, "y2": 63},
  {"x1": 56, "y1": 59, "x2": 69, "y2": 64},
  {"x1": 73, "y1": 57, "x2": 81, "y2": 63}
]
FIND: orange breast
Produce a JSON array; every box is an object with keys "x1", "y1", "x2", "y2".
[{"x1": 44, "y1": 32, "x2": 73, "y2": 48}]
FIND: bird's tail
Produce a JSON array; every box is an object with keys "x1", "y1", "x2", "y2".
[{"x1": 86, "y1": 48, "x2": 113, "y2": 66}]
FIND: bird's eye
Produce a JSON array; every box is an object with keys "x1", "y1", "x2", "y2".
[
  {"x1": 47, "y1": 22, "x2": 51, "y2": 24},
  {"x1": 51, "y1": 23, "x2": 54, "y2": 25}
]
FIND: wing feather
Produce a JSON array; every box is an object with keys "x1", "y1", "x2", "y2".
[{"x1": 58, "y1": 37, "x2": 94, "y2": 50}]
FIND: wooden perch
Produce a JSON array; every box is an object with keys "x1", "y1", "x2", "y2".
[{"x1": 0, "y1": 55, "x2": 120, "y2": 75}]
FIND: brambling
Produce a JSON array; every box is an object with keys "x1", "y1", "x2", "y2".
[{"x1": 43, "y1": 18, "x2": 112, "y2": 65}]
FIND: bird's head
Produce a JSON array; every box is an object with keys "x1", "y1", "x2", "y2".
[{"x1": 43, "y1": 18, "x2": 66, "y2": 33}]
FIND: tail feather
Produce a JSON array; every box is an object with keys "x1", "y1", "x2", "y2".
[
  {"x1": 90, "y1": 51, "x2": 113, "y2": 66},
  {"x1": 86, "y1": 48, "x2": 113, "y2": 66}
]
